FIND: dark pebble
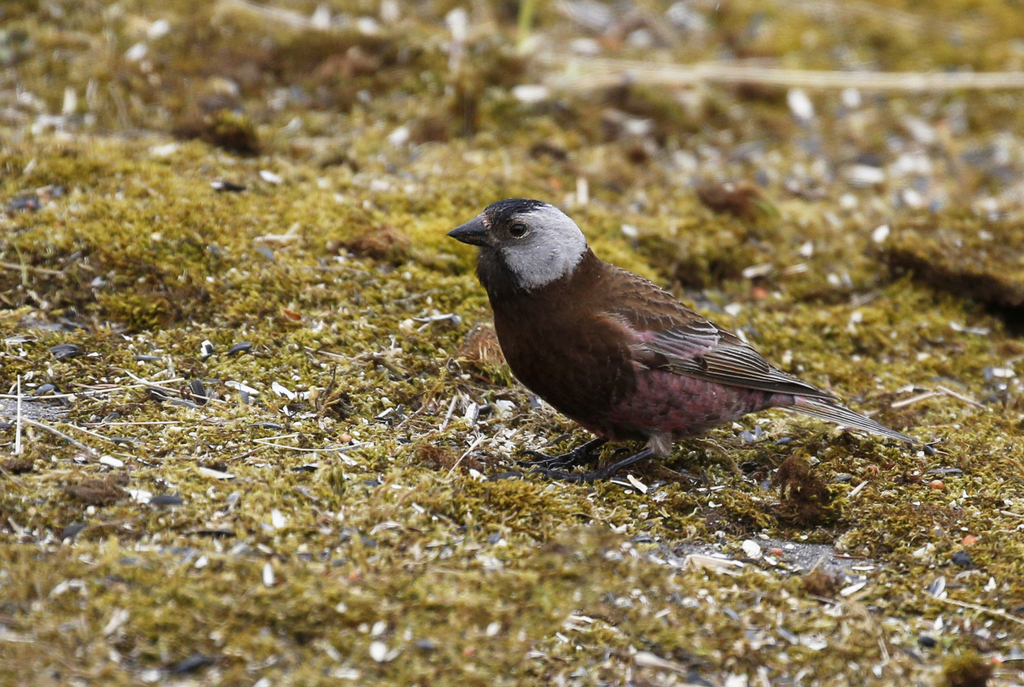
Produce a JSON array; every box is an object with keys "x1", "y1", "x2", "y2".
[
  {"x1": 34, "y1": 383, "x2": 57, "y2": 395},
  {"x1": 227, "y1": 341, "x2": 252, "y2": 355},
  {"x1": 9, "y1": 195, "x2": 40, "y2": 212},
  {"x1": 168, "y1": 399, "x2": 201, "y2": 410},
  {"x1": 918, "y1": 635, "x2": 937, "y2": 648},
  {"x1": 170, "y1": 653, "x2": 216, "y2": 674},
  {"x1": 834, "y1": 473, "x2": 854, "y2": 483},
  {"x1": 60, "y1": 522, "x2": 88, "y2": 540},
  {"x1": 902, "y1": 648, "x2": 926, "y2": 664},
  {"x1": 109, "y1": 436, "x2": 137, "y2": 446},
  {"x1": 49, "y1": 343, "x2": 83, "y2": 360},
  {"x1": 739, "y1": 430, "x2": 757, "y2": 443},
  {"x1": 188, "y1": 380, "x2": 209, "y2": 403},
  {"x1": 775, "y1": 437, "x2": 793, "y2": 446},
  {"x1": 150, "y1": 494, "x2": 184, "y2": 506},
  {"x1": 487, "y1": 532, "x2": 503, "y2": 544},
  {"x1": 923, "y1": 443, "x2": 937, "y2": 456},
  {"x1": 360, "y1": 479, "x2": 381, "y2": 488},
  {"x1": 951, "y1": 550, "x2": 973, "y2": 567},
  {"x1": 147, "y1": 388, "x2": 172, "y2": 402},
  {"x1": 683, "y1": 671, "x2": 714, "y2": 687},
  {"x1": 134, "y1": 354, "x2": 163, "y2": 362},
  {"x1": 291, "y1": 464, "x2": 319, "y2": 473},
  {"x1": 415, "y1": 638, "x2": 437, "y2": 651},
  {"x1": 211, "y1": 179, "x2": 246, "y2": 192},
  {"x1": 190, "y1": 529, "x2": 235, "y2": 538}
]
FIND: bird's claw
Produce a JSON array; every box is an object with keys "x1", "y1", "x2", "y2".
[
  {"x1": 516, "y1": 438, "x2": 608, "y2": 470},
  {"x1": 528, "y1": 446, "x2": 656, "y2": 484}
]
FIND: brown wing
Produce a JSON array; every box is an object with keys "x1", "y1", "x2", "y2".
[{"x1": 601, "y1": 264, "x2": 838, "y2": 402}]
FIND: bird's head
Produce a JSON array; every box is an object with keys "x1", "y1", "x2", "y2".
[{"x1": 448, "y1": 199, "x2": 588, "y2": 295}]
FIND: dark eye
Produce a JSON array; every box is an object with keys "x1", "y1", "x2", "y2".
[{"x1": 509, "y1": 222, "x2": 529, "y2": 238}]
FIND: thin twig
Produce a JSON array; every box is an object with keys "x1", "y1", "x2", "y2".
[
  {"x1": 540, "y1": 55, "x2": 1024, "y2": 92},
  {"x1": 215, "y1": 0, "x2": 315, "y2": 29},
  {"x1": 251, "y1": 439, "x2": 369, "y2": 453},
  {"x1": 891, "y1": 391, "x2": 941, "y2": 409},
  {"x1": 935, "y1": 385, "x2": 985, "y2": 409},
  {"x1": 936, "y1": 596, "x2": 1024, "y2": 628},
  {"x1": 0, "y1": 261, "x2": 64, "y2": 276},
  {"x1": 121, "y1": 370, "x2": 227, "y2": 405},
  {"x1": 848, "y1": 480, "x2": 869, "y2": 499},
  {"x1": 60, "y1": 423, "x2": 124, "y2": 446},
  {"x1": 84, "y1": 420, "x2": 181, "y2": 427},
  {"x1": 448, "y1": 435, "x2": 484, "y2": 476},
  {"x1": 0, "y1": 465, "x2": 25, "y2": 488},
  {"x1": 439, "y1": 395, "x2": 459, "y2": 432},
  {"x1": 14, "y1": 375, "x2": 23, "y2": 456},
  {"x1": 23, "y1": 418, "x2": 97, "y2": 455},
  {"x1": 0, "y1": 377, "x2": 186, "y2": 401}
]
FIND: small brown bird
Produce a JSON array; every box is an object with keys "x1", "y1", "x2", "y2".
[{"x1": 449, "y1": 199, "x2": 913, "y2": 482}]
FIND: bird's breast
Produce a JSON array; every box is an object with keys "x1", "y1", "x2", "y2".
[{"x1": 491, "y1": 296, "x2": 638, "y2": 435}]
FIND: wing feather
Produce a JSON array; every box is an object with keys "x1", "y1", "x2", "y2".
[{"x1": 602, "y1": 265, "x2": 837, "y2": 401}]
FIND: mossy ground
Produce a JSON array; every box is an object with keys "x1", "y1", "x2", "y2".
[{"x1": 2, "y1": 1, "x2": 1024, "y2": 685}]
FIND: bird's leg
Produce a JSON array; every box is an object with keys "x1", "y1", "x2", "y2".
[
  {"x1": 519, "y1": 437, "x2": 608, "y2": 470},
  {"x1": 533, "y1": 447, "x2": 656, "y2": 484}
]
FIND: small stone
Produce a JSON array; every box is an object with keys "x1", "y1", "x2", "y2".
[
  {"x1": 262, "y1": 562, "x2": 275, "y2": 587},
  {"x1": 847, "y1": 165, "x2": 886, "y2": 186},
  {"x1": 511, "y1": 85, "x2": 549, "y2": 104},
  {"x1": 259, "y1": 170, "x2": 283, "y2": 184},
  {"x1": 124, "y1": 42, "x2": 148, "y2": 62},
  {"x1": 150, "y1": 494, "x2": 184, "y2": 506},
  {"x1": 170, "y1": 654, "x2": 215, "y2": 674},
  {"x1": 227, "y1": 341, "x2": 252, "y2": 355},
  {"x1": 951, "y1": 550, "x2": 973, "y2": 568},
  {"x1": 918, "y1": 635, "x2": 937, "y2": 648},
  {"x1": 787, "y1": 88, "x2": 814, "y2": 121},
  {"x1": 369, "y1": 641, "x2": 388, "y2": 662},
  {"x1": 211, "y1": 179, "x2": 246, "y2": 192},
  {"x1": 929, "y1": 479, "x2": 944, "y2": 490},
  {"x1": 49, "y1": 343, "x2": 83, "y2": 360}
]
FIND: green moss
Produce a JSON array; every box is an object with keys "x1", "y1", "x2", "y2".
[
  {"x1": 940, "y1": 650, "x2": 993, "y2": 687},
  {"x1": 3, "y1": 1, "x2": 1024, "y2": 684}
]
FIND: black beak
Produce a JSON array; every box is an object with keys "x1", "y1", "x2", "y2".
[{"x1": 448, "y1": 215, "x2": 489, "y2": 246}]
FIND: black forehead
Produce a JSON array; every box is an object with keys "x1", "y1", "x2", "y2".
[{"x1": 484, "y1": 198, "x2": 548, "y2": 225}]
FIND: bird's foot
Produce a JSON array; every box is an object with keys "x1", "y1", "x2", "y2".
[
  {"x1": 531, "y1": 447, "x2": 655, "y2": 483},
  {"x1": 518, "y1": 437, "x2": 607, "y2": 470}
]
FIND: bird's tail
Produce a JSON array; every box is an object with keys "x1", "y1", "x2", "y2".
[{"x1": 787, "y1": 397, "x2": 915, "y2": 444}]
